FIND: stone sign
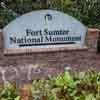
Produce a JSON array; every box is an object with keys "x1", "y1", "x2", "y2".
[
  {"x1": 0, "y1": 10, "x2": 99, "y2": 85},
  {"x1": 3, "y1": 10, "x2": 87, "y2": 53}
]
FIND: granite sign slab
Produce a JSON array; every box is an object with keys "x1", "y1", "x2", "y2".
[{"x1": 3, "y1": 10, "x2": 87, "y2": 53}]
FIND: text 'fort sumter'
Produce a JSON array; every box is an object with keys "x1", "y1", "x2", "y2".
[{"x1": 9, "y1": 29, "x2": 81, "y2": 47}]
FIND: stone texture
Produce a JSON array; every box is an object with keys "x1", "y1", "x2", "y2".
[
  {"x1": 4, "y1": 67, "x2": 18, "y2": 82},
  {"x1": 0, "y1": 71, "x2": 3, "y2": 85}
]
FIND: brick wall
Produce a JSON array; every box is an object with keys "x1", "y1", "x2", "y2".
[{"x1": 0, "y1": 28, "x2": 100, "y2": 85}]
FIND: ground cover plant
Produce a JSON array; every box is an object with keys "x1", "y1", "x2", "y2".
[
  {"x1": 0, "y1": 70, "x2": 100, "y2": 100},
  {"x1": 31, "y1": 70, "x2": 100, "y2": 100},
  {"x1": 0, "y1": 82, "x2": 20, "y2": 100}
]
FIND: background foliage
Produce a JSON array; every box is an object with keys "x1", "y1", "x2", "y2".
[
  {"x1": 0, "y1": 0, "x2": 100, "y2": 28},
  {"x1": 0, "y1": 70, "x2": 100, "y2": 100}
]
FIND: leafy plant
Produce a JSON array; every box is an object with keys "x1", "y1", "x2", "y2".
[
  {"x1": 0, "y1": 82, "x2": 20, "y2": 100},
  {"x1": 0, "y1": 70, "x2": 100, "y2": 100},
  {"x1": 0, "y1": 0, "x2": 100, "y2": 28},
  {"x1": 30, "y1": 70, "x2": 100, "y2": 100}
]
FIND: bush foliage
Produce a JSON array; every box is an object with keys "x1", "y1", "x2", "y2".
[
  {"x1": 0, "y1": 70, "x2": 100, "y2": 100},
  {"x1": 30, "y1": 70, "x2": 100, "y2": 100},
  {"x1": 0, "y1": 0, "x2": 100, "y2": 28}
]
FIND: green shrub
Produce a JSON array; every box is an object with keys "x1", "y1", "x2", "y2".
[
  {"x1": 0, "y1": 0, "x2": 100, "y2": 28},
  {"x1": 31, "y1": 70, "x2": 100, "y2": 100},
  {"x1": 75, "y1": 0, "x2": 100, "y2": 28},
  {"x1": 0, "y1": 82, "x2": 20, "y2": 100},
  {"x1": 0, "y1": 70, "x2": 100, "y2": 100}
]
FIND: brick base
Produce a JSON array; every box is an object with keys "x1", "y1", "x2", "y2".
[{"x1": 0, "y1": 28, "x2": 100, "y2": 86}]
